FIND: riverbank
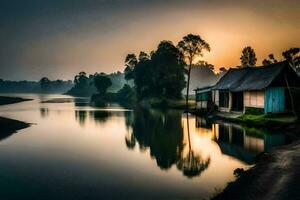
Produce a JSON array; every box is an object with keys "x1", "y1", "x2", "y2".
[
  {"x1": 209, "y1": 112, "x2": 300, "y2": 133},
  {"x1": 0, "y1": 96, "x2": 32, "y2": 136},
  {"x1": 0, "y1": 96, "x2": 32, "y2": 105},
  {"x1": 212, "y1": 139, "x2": 300, "y2": 200},
  {"x1": 0, "y1": 116, "x2": 30, "y2": 137},
  {"x1": 140, "y1": 98, "x2": 195, "y2": 109}
]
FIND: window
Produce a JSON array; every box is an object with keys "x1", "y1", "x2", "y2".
[{"x1": 219, "y1": 91, "x2": 229, "y2": 107}]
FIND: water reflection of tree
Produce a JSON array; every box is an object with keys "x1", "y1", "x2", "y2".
[
  {"x1": 125, "y1": 131, "x2": 136, "y2": 150},
  {"x1": 40, "y1": 108, "x2": 49, "y2": 118},
  {"x1": 74, "y1": 110, "x2": 112, "y2": 126},
  {"x1": 125, "y1": 109, "x2": 210, "y2": 177},
  {"x1": 75, "y1": 110, "x2": 87, "y2": 126},
  {"x1": 89, "y1": 111, "x2": 111, "y2": 124},
  {"x1": 176, "y1": 114, "x2": 210, "y2": 178},
  {"x1": 125, "y1": 108, "x2": 184, "y2": 169}
]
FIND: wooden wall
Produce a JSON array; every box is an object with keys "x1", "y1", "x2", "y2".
[
  {"x1": 264, "y1": 87, "x2": 285, "y2": 113},
  {"x1": 212, "y1": 90, "x2": 219, "y2": 106}
]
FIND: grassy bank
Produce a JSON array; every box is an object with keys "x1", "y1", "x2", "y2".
[
  {"x1": 0, "y1": 96, "x2": 32, "y2": 105},
  {"x1": 212, "y1": 112, "x2": 300, "y2": 132},
  {"x1": 140, "y1": 98, "x2": 195, "y2": 109},
  {"x1": 237, "y1": 113, "x2": 297, "y2": 125}
]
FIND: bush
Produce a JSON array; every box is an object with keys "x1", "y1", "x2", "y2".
[{"x1": 244, "y1": 107, "x2": 264, "y2": 115}]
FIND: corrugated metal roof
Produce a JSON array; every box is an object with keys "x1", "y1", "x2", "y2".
[{"x1": 213, "y1": 61, "x2": 289, "y2": 91}]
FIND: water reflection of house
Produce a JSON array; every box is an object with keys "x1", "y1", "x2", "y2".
[
  {"x1": 195, "y1": 117, "x2": 212, "y2": 129},
  {"x1": 212, "y1": 123, "x2": 285, "y2": 164},
  {"x1": 195, "y1": 61, "x2": 300, "y2": 113}
]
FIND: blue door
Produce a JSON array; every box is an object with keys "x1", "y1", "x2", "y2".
[{"x1": 264, "y1": 87, "x2": 285, "y2": 113}]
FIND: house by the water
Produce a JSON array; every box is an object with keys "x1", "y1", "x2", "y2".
[{"x1": 195, "y1": 61, "x2": 300, "y2": 114}]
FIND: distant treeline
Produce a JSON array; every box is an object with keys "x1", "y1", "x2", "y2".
[
  {"x1": 0, "y1": 78, "x2": 73, "y2": 93},
  {"x1": 65, "y1": 71, "x2": 132, "y2": 97}
]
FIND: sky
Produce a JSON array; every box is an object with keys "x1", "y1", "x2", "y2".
[{"x1": 0, "y1": 0, "x2": 299, "y2": 81}]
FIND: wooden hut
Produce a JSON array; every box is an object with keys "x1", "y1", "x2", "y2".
[
  {"x1": 194, "y1": 86, "x2": 213, "y2": 112},
  {"x1": 211, "y1": 61, "x2": 300, "y2": 114}
]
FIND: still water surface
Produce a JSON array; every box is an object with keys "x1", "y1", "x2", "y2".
[{"x1": 0, "y1": 94, "x2": 287, "y2": 199}]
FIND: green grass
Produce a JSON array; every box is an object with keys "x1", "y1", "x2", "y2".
[
  {"x1": 237, "y1": 113, "x2": 297, "y2": 126},
  {"x1": 141, "y1": 98, "x2": 195, "y2": 109},
  {"x1": 244, "y1": 107, "x2": 264, "y2": 115}
]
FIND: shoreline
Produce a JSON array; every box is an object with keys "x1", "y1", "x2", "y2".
[
  {"x1": 0, "y1": 96, "x2": 32, "y2": 106},
  {"x1": 197, "y1": 111, "x2": 300, "y2": 133},
  {"x1": 0, "y1": 116, "x2": 30, "y2": 139},
  {"x1": 190, "y1": 111, "x2": 300, "y2": 200},
  {"x1": 0, "y1": 96, "x2": 32, "y2": 136},
  {"x1": 212, "y1": 139, "x2": 300, "y2": 200}
]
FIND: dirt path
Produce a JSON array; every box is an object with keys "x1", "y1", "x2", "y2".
[{"x1": 212, "y1": 141, "x2": 300, "y2": 200}]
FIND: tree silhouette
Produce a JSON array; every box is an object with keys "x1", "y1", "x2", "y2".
[
  {"x1": 74, "y1": 71, "x2": 89, "y2": 91},
  {"x1": 240, "y1": 46, "x2": 257, "y2": 67},
  {"x1": 177, "y1": 34, "x2": 210, "y2": 109},
  {"x1": 127, "y1": 40, "x2": 185, "y2": 100},
  {"x1": 93, "y1": 74, "x2": 112, "y2": 96},
  {"x1": 282, "y1": 47, "x2": 300, "y2": 71},
  {"x1": 39, "y1": 77, "x2": 51, "y2": 91},
  {"x1": 138, "y1": 51, "x2": 150, "y2": 62},
  {"x1": 262, "y1": 54, "x2": 278, "y2": 66},
  {"x1": 219, "y1": 67, "x2": 227, "y2": 73},
  {"x1": 124, "y1": 54, "x2": 138, "y2": 81}
]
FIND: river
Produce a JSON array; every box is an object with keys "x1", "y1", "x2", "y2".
[{"x1": 0, "y1": 94, "x2": 288, "y2": 200}]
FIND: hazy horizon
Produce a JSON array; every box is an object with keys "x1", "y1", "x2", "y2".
[{"x1": 1, "y1": 0, "x2": 299, "y2": 81}]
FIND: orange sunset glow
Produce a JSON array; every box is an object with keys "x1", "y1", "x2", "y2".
[{"x1": 0, "y1": 0, "x2": 299, "y2": 80}]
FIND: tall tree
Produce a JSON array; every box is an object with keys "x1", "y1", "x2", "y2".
[
  {"x1": 282, "y1": 47, "x2": 300, "y2": 71},
  {"x1": 262, "y1": 53, "x2": 278, "y2": 66},
  {"x1": 133, "y1": 41, "x2": 186, "y2": 99},
  {"x1": 124, "y1": 54, "x2": 138, "y2": 81},
  {"x1": 93, "y1": 74, "x2": 112, "y2": 96},
  {"x1": 74, "y1": 71, "x2": 89, "y2": 89},
  {"x1": 152, "y1": 41, "x2": 186, "y2": 99},
  {"x1": 177, "y1": 34, "x2": 210, "y2": 109},
  {"x1": 240, "y1": 46, "x2": 257, "y2": 67}
]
